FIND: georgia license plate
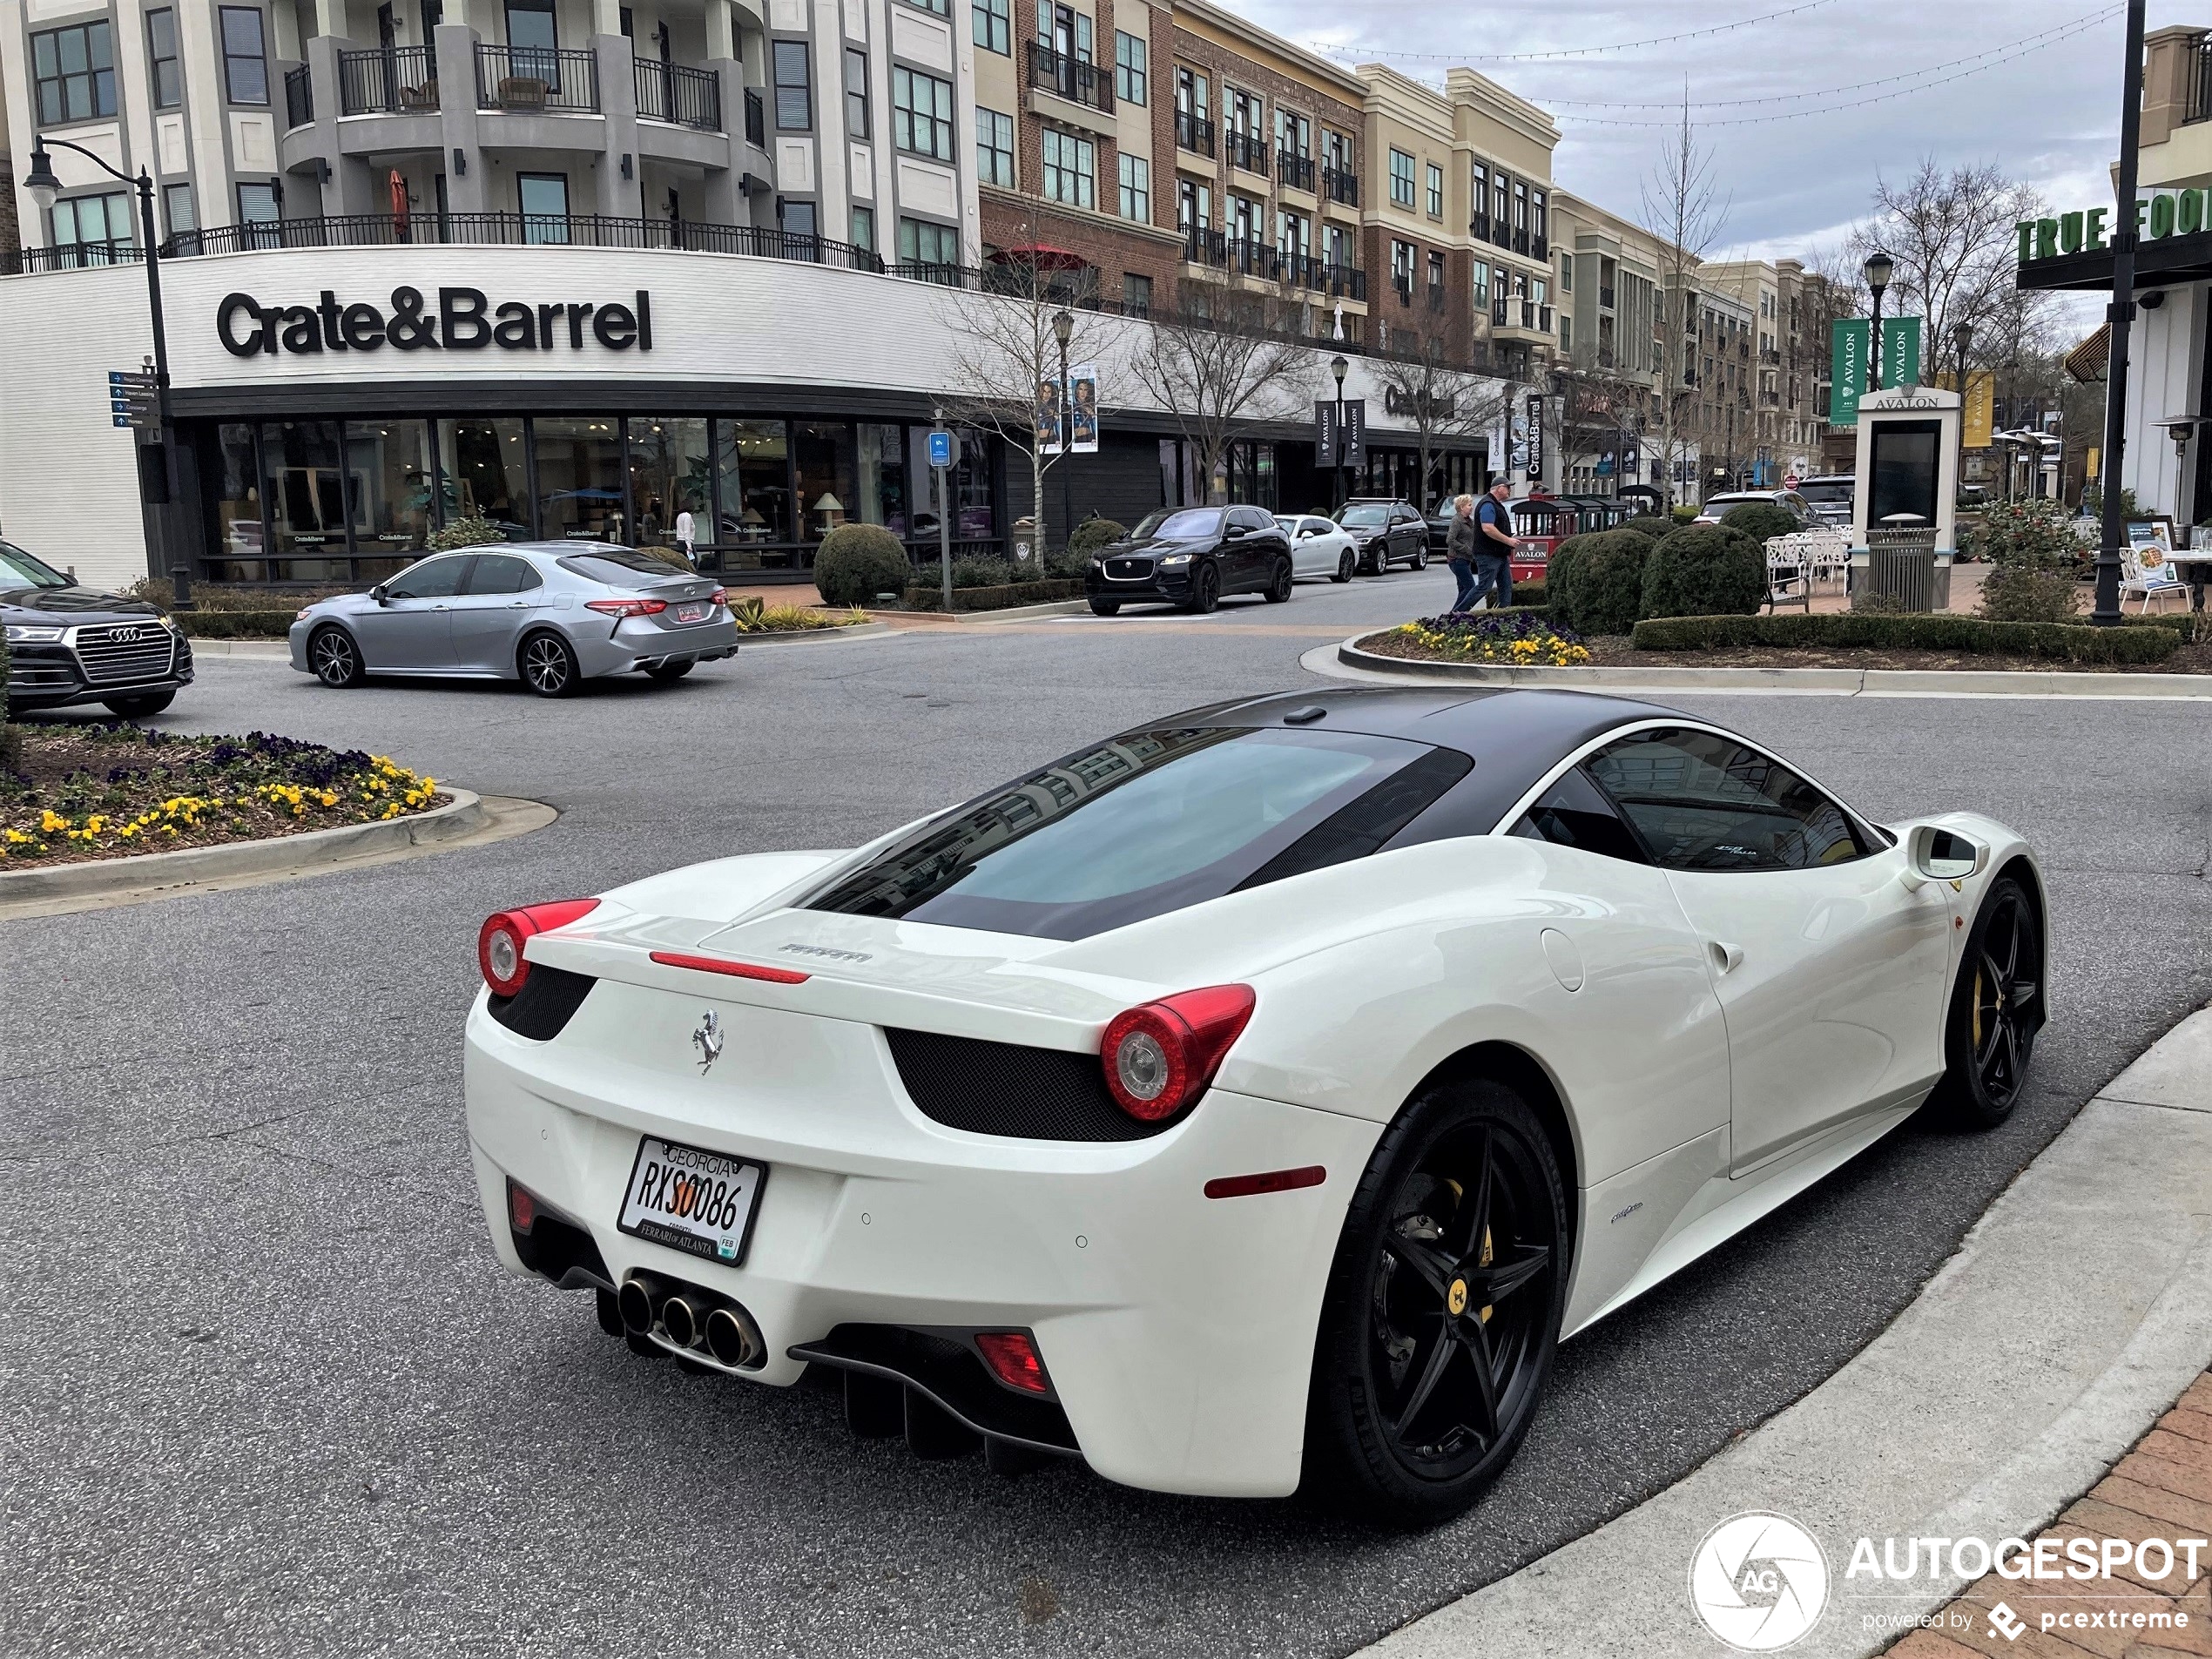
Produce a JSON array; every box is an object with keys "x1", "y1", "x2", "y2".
[
  {"x1": 674, "y1": 601, "x2": 711, "y2": 623},
  {"x1": 617, "y1": 1136, "x2": 766, "y2": 1265}
]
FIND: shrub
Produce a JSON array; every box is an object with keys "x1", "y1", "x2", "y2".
[
  {"x1": 1719, "y1": 502, "x2": 1801, "y2": 545},
  {"x1": 1547, "y1": 529, "x2": 1653, "y2": 637},
  {"x1": 1068, "y1": 517, "x2": 1127, "y2": 557},
  {"x1": 1629, "y1": 612, "x2": 2179, "y2": 664},
  {"x1": 812, "y1": 523, "x2": 910, "y2": 605},
  {"x1": 1977, "y1": 566, "x2": 2082, "y2": 624},
  {"x1": 952, "y1": 556, "x2": 1018, "y2": 589},
  {"x1": 427, "y1": 515, "x2": 511, "y2": 553},
  {"x1": 174, "y1": 610, "x2": 300, "y2": 638},
  {"x1": 1671, "y1": 503, "x2": 1701, "y2": 524},
  {"x1": 1975, "y1": 496, "x2": 2081, "y2": 571},
  {"x1": 2080, "y1": 483, "x2": 2143, "y2": 521},
  {"x1": 1640, "y1": 525, "x2": 1765, "y2": 620},
  {"x1": 901, "y1": 579, "x2": 1086, "y2": 612}
]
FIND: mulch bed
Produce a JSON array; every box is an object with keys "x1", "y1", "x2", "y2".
[
  {"x1": 2, "y1": 725, "x2": 447, "y2": 867},
  {"x1": 1359, "y1": 631, "x2": 2212, "y2": 676}
]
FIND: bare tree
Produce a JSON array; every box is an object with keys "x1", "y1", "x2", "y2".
[
  {"x1": 1556, "y1": 361, "x2": 1656, "y2": 498},
  {"x1": 1123, "y1": 270, "x2": 1313, "y2": 502},
  {"x1": 1369, "y1": 337, "x2": 1513, "y2": 512},
  {"x1": 1640, "y1": 80, "x2": 1730, "y2": 510},
  {"x1": 935, "y1": 251, "x2": 1106, "y2": 556}
]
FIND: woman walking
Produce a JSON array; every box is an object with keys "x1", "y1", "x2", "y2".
[{"x1": 1445, "y1": 494, "x2": 1479, "y2": 610}]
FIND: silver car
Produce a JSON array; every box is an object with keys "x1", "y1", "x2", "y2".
[{"x1": 288, "y1": 543, "x2": 740, "y2": 697}]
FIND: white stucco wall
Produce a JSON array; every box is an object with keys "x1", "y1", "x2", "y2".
[{"x1": 2121, "y1": 283, "x2": 2202, "y2": 520}]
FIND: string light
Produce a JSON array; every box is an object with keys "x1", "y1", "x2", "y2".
[{"x1": 1312, "y1": 0, "x2": 1844, "y2": 64}]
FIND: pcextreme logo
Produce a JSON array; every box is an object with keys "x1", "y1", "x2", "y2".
[{"x1": 1689, "y1": 1513, "x2": 1831, "y2": 1652}]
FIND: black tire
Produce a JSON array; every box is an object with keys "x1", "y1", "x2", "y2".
[
  {"x1": 103, "y1": 691, "x2": 175, "y2": 718},
  {"x1": 1305, "y1": 1078, "x2": 1568, "y2": 1524},
  {"x1": 1185, "y1": 562, "x2": 1221, "y2": 614},
  {"x1": 1333, "y1": 550, "x2": 1354, "y2": 583},
  {"x1": 644, "y1": 660, "x2": 693, "y2": 681},
  {"x1": 308, "y1": 625, "x2": 363, "y2": 688},
  {"x1": 1931, "y1": 875, "x2": 2043, "y2": 1129},
  {"x1": 518, "y1": 631, "x2": 581, "y2": 698},
  {"x1": 1264, "y1": 558, "x2": 1293, "y2": 604},
  {"x1": 1411, "y1": 543, "x2": 1430, "y2": 571},
  {"x1": 1089, "y1": 598, "x2": 1122, "y2": 617}
]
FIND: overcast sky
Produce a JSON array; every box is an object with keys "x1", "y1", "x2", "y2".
[{"x1": 1229, "y1": 0, "x2": 2161, "y2": 278}]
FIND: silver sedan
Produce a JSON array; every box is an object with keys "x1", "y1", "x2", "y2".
[{"x1": 288, "y1": 544, "x2": 741, "y2": 697}]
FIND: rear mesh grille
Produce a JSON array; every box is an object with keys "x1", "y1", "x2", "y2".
[
  {"x1": 75, "y1": 624, "x2": 177, "y2": 686},
  {"x1": 487, "y1": 964, "x2": 596, "y2": 1040},
  {"x1": 886, "y1": 1028, "x2": 1165, "y2": 1142}
]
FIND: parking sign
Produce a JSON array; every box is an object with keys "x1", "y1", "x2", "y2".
[{"x1": 927, "y1": 428, "x2": 955, "y2": 469}]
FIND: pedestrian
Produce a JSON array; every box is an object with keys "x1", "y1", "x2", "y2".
[
  {"x1": 674, "y1": 499, "x2": 698, "y2": 566},
  {"x1": 1445, "y1": 493, "x2": 1479, "y2": 610},
  {"x1": 1468, "y1": 477, "x2": 1517, "y2": 610}
]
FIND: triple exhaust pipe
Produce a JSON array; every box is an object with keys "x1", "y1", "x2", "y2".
[{"x1": 617, "y1": 1271, "x2": 765, "y2": 1368}]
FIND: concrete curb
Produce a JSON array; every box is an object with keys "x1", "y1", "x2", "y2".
[
  {"x1": 1356, "y1": 1008, "x2": 2212, "y2": 1659},
  {"x1": 885, "y1": 598, "x2": 1093, "y2": 624},
  {"x1": 1323, "y1": 636, "x2": 2212, "y2": 699},
  {"x1": 0, "y1": 787, "x2": 491, "y2": 906},
  {"x1": 181, "y1": 637, "x2": 289, "y2": 658}
]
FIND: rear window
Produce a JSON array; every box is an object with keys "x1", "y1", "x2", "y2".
[
  {"x1": 559, "y1": 548, "x2": 692, "y2": 587},
  {"x1": 805, "y1": 725, "x2": 1471, "y2": 941},
  {"x1": 1338, "y1": 505, "x2": 1390, "y2": 527},
  {"x1": 1798, "y1": 482, "x2": 1851, "y2": 503}
]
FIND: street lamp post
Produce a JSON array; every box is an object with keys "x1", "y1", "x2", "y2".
[
  {"x1": 2092, "y1": 0, "x2": 2149, "y2": 626},
  {"x1": 1864, "y1": 250, "x2": 1894, "y2": 392},
  {"x1": 1952, "y1": 319, "x2": 1975, "y2": 497},
  {"x1": 24, "y1": 138, "x2": 179, "y2": 584},
  {"x1": 1330, "y1": 353, "x2": 1349, "y2": 509},
  {"x1": 1052, "y1": 306, "x2": 1074, "y2": 557}
]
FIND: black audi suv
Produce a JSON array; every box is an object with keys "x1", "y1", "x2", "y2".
[
  {"x1": 1, "y1": 541, "x2": 193, "y2": 718},
  {"x1": 1083, "y1": 506, "x2": 1295, "y2": 615}
]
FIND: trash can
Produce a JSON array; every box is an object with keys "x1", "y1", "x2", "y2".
[
  {"x1": 1012, "y1": 516, "x2": 1039, "y2": 567},
  {"x1": 1859, "y1": 518, "x2": 1939, "y2": 612}
]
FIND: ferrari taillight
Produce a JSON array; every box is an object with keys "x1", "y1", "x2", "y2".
[
  {"x1": 585, "y1": 596, "x2": 668, "y2": 618},
  {"x1": 1099, "y1": 984, "x2": 1255, "y2": 1123},
  {"x1": 974, "y1": 1332, "x2": 1050, "y2": 1394},
  {"x1": 478, "y1": 899, "x2": 600, "y2": 997}
]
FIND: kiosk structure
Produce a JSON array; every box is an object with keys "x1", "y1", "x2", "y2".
[{"x1": 1850, "y1": 384, "x2": 1963, "y2": 610}]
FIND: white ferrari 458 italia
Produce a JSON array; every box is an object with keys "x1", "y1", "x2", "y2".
[{"x1": 465, "y1": 688, "x2": 2047, "y2": 1519}]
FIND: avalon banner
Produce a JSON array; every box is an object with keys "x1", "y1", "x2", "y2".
[{"x1": 1831, "y1": 320, "x2": 1869, "y2": 426}]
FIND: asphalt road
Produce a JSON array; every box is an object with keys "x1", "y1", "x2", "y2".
[{"x1": 5, "y1": 571, "x2": 2209, "y2": 1659}]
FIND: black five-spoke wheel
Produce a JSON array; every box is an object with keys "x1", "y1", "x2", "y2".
[
  {"x1": 1308, "y1": 1079, "x2": 1567, "y2": 1521},
  {"x1": 1936, "y1": 874, "x2": 2042, "y2": 1128}
]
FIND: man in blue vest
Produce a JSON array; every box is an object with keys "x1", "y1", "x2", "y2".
[{"x1": 1467, "y1": 476, "x2": 1517, "y2": 610}]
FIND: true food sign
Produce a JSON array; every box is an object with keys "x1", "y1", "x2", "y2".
[{"x1": 217, "y1": 284, "x2": 656, "y2": 357}]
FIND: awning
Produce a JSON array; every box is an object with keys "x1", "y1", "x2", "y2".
[
  {"x1": 2018, "y1": 227, "x2": 2212, "y2": 293},
  {"x1": 988, "y1": 244, "x2": 1092, "y2": 271},
  {"x1": 2063, "y1": 322, "x2": 2110, "y2": 384}
]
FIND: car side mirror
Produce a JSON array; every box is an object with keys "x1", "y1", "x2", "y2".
[
  {"x1": 1225, "y1": 524, "x2": 1248, "y2": 537},
  {"x1": 1903, "y1": 824, "x2": 1986, "y2": 888},
  {"x1": 370, "y1": 584, "x2": 390, "y2": 605}
]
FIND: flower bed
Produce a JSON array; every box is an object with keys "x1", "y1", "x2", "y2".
[
  {"x1": 1629, "y1": 612, "x2": 2183, "y2": 664},
  {"x1": 1377, "y1": 610, "x2": 1592, "y2": 667},
  {"x1": 1, "y1": 725, "x2": 444, "y2": 866}
]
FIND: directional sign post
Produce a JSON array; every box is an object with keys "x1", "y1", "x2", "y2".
[{"x1": 927, "y1": 421, "x2": 959, "y2": 613}]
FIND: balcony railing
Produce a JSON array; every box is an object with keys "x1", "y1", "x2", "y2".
[
  {"x1": 1321, "y1": 261, "x2": 1366, "y2": 300},
  {"x1": 2189, "y1": 37, "x2": 2212, "y2": 125},
  {"x1": 1532, "y1": 233, "x2": 1548, "y2": 261},
  {"x1": 1028, "y1": 43, "x2": 1112, "y2": 112},
  {"x1": 1224, "y1": 130, "x2": 1268, "y2": 175},
  {"x1": 1489, "y1": 219, "x2": 1511, "y2": 252},
  {"x1": 284, "y1": 63, "x2": 314, "y2": 127},
  {"x1": 21, "y1": 238, "x2": 139, "y2": 272},
  {"x1": 1471, "y1": 213, "x2": 1489, "y2": 240},
  {"x1": 744, "y1": 86, "x2": 765, "y2": 145},
  {"x1": 635, "y1": 57, "x2": 719, "y2": 130},
  {"x1": 475, "y1": 44, "x2": 599, "y2": 112},
  {"x1": 340, "y1": 44, "x2": 438, "y2": 115},
  {"x1": 1599, "y1": 286, "x2": 1615, "y2": 310},
  {"x1": 1322, "y1": 165, "x2": 1358, "y2": 206},
  {"x1": 1278, "y1": 151, "x2": 1314, "y2": 192},
  {"x1": 1426, "y1": 285, "x2": 1445, "y2": 312},
  {"x1": 1224, "y1": 235, "x2": 1274, "y2": 277},
  {"x1": 1183, "y1": 225, "x2": 1226, "y2": 267},
  {"x1": 1176, "y1": 109, "x2": 1214, "y2": 155}
]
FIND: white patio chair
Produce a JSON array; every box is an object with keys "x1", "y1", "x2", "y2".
[
  {"x1": 1764, "y1": 534, "x2": 1811, "y2": 612},
  {"x1": 2121, "y1": 546, "x2": 2190, "y2": 614}
]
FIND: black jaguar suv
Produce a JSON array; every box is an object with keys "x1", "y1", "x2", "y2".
[
  {"x1": 1, "y1": 541, "x2": 193, "y2": 718},
  {"x1": 1083, "y1": 505, "x2": 1294, "y2": 615}
]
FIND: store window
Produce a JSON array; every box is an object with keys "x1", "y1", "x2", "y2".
[
  {"x1": 773, "y1": 40, "x2": 811, "y2": 129},
  {"x1": 219, "y1": 7, "x2": 267, "y2": 104},
  {"x1": 976, "y1": 107, "x2": 1014, "y2": 187},
  {"x1": 212, "y1": 423, "x2": 266, "y2": 580},
  {"x1": 627, "y1": 417, "x2": 711, "y2": 551},
  {"x1": 32, "y1": 21, "x2": 117, "y2": 124},
  {"x1": 714, "y1": 419, "x2": 792, "y2": 566},
  {"x1": 794, "y1": 421, "x2": 858, "y2": 555},
  {"x1": 148, "y1": 10, "x2": 181, "y2": 108},
  {"x1": 533, "y1": 415, "x2": 625, "y2": 541},
  {"x1": 347, "y1": 420, "x2": 435, "y2": 569},
  {"x1": 436, "y1": 417, "x2": 529, "y2": 535},
  {"x1": 858, "y1": 422, "x2": 910, "y2": 537},
  {"x1": 260, "y1": 419, "x2": 350, "y2": 574}
]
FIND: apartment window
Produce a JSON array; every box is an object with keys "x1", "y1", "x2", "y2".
[
  {"x1": 1123, "y1": 273, "x2": 1153, "y2": 319},
  {"x1": 1175, "y1": 66, "x2": 1207, "y2": 119},
  {"x1": 1532, "y1": 187, "x2": 1548, "y2": 247},
  {"x1": 972, "y1": 0, "x2": 1009, "y2": 54},
  {"x1": 508, "y1": 0, "x2": 556, "y2": 60},
  {"x1": 516, "y1": 173, "x2": 568, "y2": 242},
  {"x1": 1230, "y1": 88, "x2": 1261, "y2": 137},
  {"x1": 148, "y1": 10, "x2": 181, "y2": 109},
  {"x1": 772, "y1": 39, "x2": 811, "y2": 130},
  {"x1": 780, "y1": 199, "x2": 818, "y2": 241},
  {"x1": 1042, "y1": 127, "x2": 1094, "y2": 208},
  {"x1": 1391, "y1": 239, "x2": 1414, "y2": 294},
  {"x1": 31, "y1": 21, "x2": 117, "y2": 124},
  {"x1": 1278, "y1": 209, "x2": 1309, "y2": 258},
  {"x1": 1322, "y1": 127, "x2": 1351, "y2": 173},
  {"x1": 900, "y1": 0, "x2": 949, "y2": 13},
  {"x1": 1470, "y1": 161, "x2": 1488, "y2": 230},
  {"x1": 1426, "y1": 161, "x2": 1443, "y2": 219},
  {"x1": 893, "y1": 66, "x2": 954, "y2": 160},
  {"x1": 164, "y1": 183, "x2": 197, "y2": 236},
  {"x1": 1036, "y1": 3, "x2": 1090, "y2": 62},
  {"x1": 1118, "y1": 153, "x2": 1150, "y2": 222},
  {"x1": 1559, "y1": 252, "x2": 1572, "y2": 292},
  {"x1": 898, "y1": 217, "x2": 958, "y2": 266},
  {"x1": 1389, "y1": 148, "x2": 1415, "y2": 209},
  {"x1": 1513, "y1": 179, "x2": 1527, "y2": 246},
  {"x1": 843, "y1": 48, "x2": 869, "y2": 138},
  {"x1": 219, "y1": 8, "x2": 268, "y2": 104},
  {"x1": 1492, "y1": 171, "x2": 1508, "y2": 234},
  {"x1": 1276, "y1": 109, "x2": 1310, "y2": 158},
  {"x1": 1115, "y1": 30, "x2": 1146, "y2": 104},
  {"x1": 1177, "y1": 178, "x2": 1210, "y2": 232},
  {"x1": 1427, "y1": 249, "x2": 1446, "y2": 292},
  {"x1": 1323, "y1": 221, "x2": 1351, "y2": 268},
  {"x1": 1471, "y1": 261, "x2": 1488, "y2": 309},
  {"x1": 849, "y1": 204, "x2": 874, "y2": 253},
  {"x1": 976, "y1": 107, "x2": 1015, "y2": 187},
  {"x1": 51, "y1": 192, "x2": 132, "y2": 251}
]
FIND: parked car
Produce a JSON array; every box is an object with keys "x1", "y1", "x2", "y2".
[
  {"x1": 1082, "y1": 506, "x2": 1294, "y2": 615},
  {"x1": 465, "y1": 688, "x2": 2045, "y2": 1516},
  {"x1": 288, "y1": 543, "x2": 738, "y2": 698},
  {"x1": 1334, "y1": 498, "x2": 1430, "y2": 575},
  {"x1": 1273, "y1": 514, "x2": 1359, "y2": 583},
  {"x1": 1692, "y1": 489, "x2": 1817, "y2": 528},
  {"x1": 1797, "y1": 475, "x2": 1855, "y2": 529},
  {"x1": 0, "y1": 539, "x2": 193, "y2": 718}
]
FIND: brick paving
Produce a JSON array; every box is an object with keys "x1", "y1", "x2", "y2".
[{"x1": 1885, "y1": 1372, "x2": 2212, "y2": 1657}]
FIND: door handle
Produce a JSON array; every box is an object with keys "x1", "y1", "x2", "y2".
[
  {"x1": 1710, "y1": 940, "x2": 1744, "y2": 975},
  {"x1": 433, "y1": 603, "x2": 450, "y2": 610},
  {"x1": 509, "y1": 601, "x2": 529, "y2": 608}
]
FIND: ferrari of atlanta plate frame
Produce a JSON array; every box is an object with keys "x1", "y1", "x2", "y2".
[{"x1": 464, "y1": 687, "x2": 2047, "y2": 1518}]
